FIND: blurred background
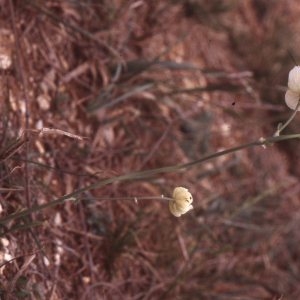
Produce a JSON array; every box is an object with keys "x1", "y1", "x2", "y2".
[{"x1": 1, "y1": 0, "x2": 300, "y2": 299}]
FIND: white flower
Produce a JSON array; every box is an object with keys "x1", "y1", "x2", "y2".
[
  {"x1": 169, "y1": 187, "x2": 193, "y2": 217},
  {"x1": 288, "y1": 66, "x2": 300, "y2": 93},
  {"x1": 285, "y1": 66, "x2": 300, "y2": 111},
  {"x1": 285, "y1": 89, "x2": 300, "y2": 111}
]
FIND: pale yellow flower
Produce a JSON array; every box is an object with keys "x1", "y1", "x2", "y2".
[{"x1": 169, "y1": 187, "x2": 193, "y2": 217}]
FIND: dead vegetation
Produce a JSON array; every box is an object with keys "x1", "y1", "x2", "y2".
[{"x1": 0, "y1": 0, "x2": 300, "y2": 299}]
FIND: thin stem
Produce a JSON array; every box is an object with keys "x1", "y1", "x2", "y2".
[
  {"x1": 1, "y1": 133, "x2": 300, "y2": 225},
  {"x1": 9, "y1": 0, "x2": 31, "y2": 208},
  {"x1": 83, "y1": 196, "x2": 174, "y2": 201},
  {"x1": 275, "y1": 99, "x2": 300, "y2": 136}
]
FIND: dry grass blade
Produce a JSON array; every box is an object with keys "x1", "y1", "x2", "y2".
[
  {"x1": 0, "y1": 136, "x2": 27, "y2": 162},
  {"x1": 167, "y1": 83, "x2": 243, "y2": 95},
  {"x1": 37, "y1": 127, "x2": 85, "y2": 141},
  {"x1": 8, "y1": 0, "x2": 31, "y2": 211},
  {"x1": 88, "y1": 83, "x2": 154, "y2": 111},
  {"x1": 7, "y1": 254, "x2": 36, "y2": 297}
]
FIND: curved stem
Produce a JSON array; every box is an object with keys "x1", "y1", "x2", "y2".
[
  {"x1": 275, "y1": 99, "x2": 300, "y2": 136},
  {"x1": 1, "y1": 133, "x2": 300, "y2": 225},
  {"x1": 81, "y1": 196, "x2": 174, "y2": 201}
]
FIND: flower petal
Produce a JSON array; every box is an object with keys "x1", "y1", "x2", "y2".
[
  {"x1": 288, "y1": 66, "x2": 300, "y2": 93},
  {"x1": 285, "y1": 89, "x2": 300, "y2": 111},
  {"x1": 173, "y1": 187, "x2": 193, "y2": 204},
  {"x1": 169, "y1": 201, "x2": 183, "y2": 217}
]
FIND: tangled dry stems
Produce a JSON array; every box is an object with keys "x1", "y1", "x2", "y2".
[{"x1": 0, "y1": 0, "x2": 300, "y2": 299}]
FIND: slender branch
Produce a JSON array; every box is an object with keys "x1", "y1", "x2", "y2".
[
  {"x1": 9, "y1": 0, "x2": 31, "y2": 208},
  {"x1": 1, "y1": 133, "x2": 300, "y2": 225},
  {"x1": 274, "y1": 99, "x2": 300, "y2": 136},
  {"x1": 81, "y1": 196, "x2": 174, "y2": 202}
]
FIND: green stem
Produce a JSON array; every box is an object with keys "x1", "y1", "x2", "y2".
[
  {"x1": 83, "y1": 196, "x2": 174, "y2": 201},
  {"x1": 1, "y1": 133, "x2": 300, "y2": 224},
  {"x1": 275, "y1": 99, "x2": 300, "y2": 136}
]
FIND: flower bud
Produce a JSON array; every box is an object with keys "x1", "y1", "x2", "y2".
[{"x1": 169, "y1": 187, "x2": 193, "y2": 217}]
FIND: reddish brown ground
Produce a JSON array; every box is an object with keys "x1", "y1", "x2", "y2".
[{"x1": 1, "y1": 0, "x2": 300, "y2": 299}]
